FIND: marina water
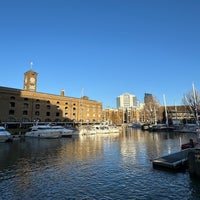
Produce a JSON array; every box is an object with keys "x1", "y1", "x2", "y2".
[{"x1": 0, "y1": 128, "x2": 200, "y2": 199}]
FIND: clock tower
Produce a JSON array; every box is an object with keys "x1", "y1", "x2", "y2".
[{"x1": 24, "y1": 70, "x2": 38, "y2": 92}]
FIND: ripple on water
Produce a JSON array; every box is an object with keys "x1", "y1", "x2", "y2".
[{"x1": 0, "y1": 132, "x2": 200, "y2": 199}]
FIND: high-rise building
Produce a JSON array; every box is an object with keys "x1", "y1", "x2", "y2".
[
  {"x1": 116, "y1": 93, "x2": 139, "y2": 110},
  {"x1": 144, "y1": 93, "x2": 153, "y2": 104}
]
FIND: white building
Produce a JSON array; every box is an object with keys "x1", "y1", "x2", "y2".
[{"x1": 116, "y1": 93, "x2": 139, "y2": 110}]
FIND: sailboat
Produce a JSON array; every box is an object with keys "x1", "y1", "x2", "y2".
[
  {"x1": 178, "y1": 83, "x2": 200, "y2": 134},
  {"x1": 180, "y1": 83, "x2": 200, "y2": 149},
  {"x1": 149, "y1": 94, "x2": 174, "y2": 132}
]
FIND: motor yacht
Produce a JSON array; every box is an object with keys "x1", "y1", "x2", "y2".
[
  {"x1": 50, "y1": 125, "x2": 74, "y2": 137},
  {"x1": 25, "y1": 125, "x2": 62, "y2": 139},
  {"x1": 0, "y1": 126, "x2": 13, "y2": 142}
]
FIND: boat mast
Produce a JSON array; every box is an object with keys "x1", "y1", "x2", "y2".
[
  {"x1": 192, "y1": 83, "x2": 199, "y2": 126},
  {"x1": 154, "y1": 107, "x2": 157, "y2": 125},
  {"x1": 79, "y1": 88, "x2": 84, "y2": 126},
  {"x1": 163, "y1": 94, "x2": 168, "y2": 126}
]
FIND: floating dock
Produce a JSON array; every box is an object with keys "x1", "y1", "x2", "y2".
[{"x1": 152, "y1": 148, "x2": 192, "y2": 171}]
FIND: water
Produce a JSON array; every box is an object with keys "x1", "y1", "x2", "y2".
[{"x1": 0, "y1": 128, "x2": 200, "y2": 200}]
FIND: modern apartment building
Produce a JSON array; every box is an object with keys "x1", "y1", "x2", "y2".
[{"x1": 0, "y1": 69, "x2": 102, "y2": 124}]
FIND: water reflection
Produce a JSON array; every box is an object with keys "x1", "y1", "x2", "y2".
[{"x1": 0, "y1": 128, "x2": 199, "y2": 199}]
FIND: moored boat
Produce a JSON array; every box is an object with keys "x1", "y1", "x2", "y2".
[
  {"x1": 181, "y1": 139, "x2": 199, "y2": 150},
  {"x1": 149, "y1": 124, "x2": 174, "y2": 132},
  {"x1": 78, "y1": 124, "x2": 120, "y2": 135},
  {"x1": 177, "y1": 124, "x2": 199, "y2": 134},
  {"x1": 0, "y1": 126, "x2": 13, "y2": 142},
  {"x1": 50, "y1": 125, "x2": 74, "y2": 137},
  {"x1": 25, "y1": 125, "x2": 62, "y2": 139}
]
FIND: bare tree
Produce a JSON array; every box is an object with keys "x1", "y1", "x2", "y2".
[
  {"x1": 182, "y1": 85, "x2": 200, "y2": 124},
  {"x1": 144, "y1": 95, "x2": 160, "y2": 124}
]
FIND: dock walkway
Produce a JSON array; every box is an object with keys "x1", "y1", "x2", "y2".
[{"x1": 152, "y1": 148, "x2": 192, "y2": 171}]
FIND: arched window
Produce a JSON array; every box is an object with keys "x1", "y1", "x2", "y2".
[
  {"x1": 35, "y1": 104, "x2": 40, "y2": 109},
  {"x1": 22, "y1": 110, "x2": 28, "y2": 115},
  {"x1": 46, "y1": 105, "x2": 51, "y2": 109},
  {"x1": 24, "y1": 103, "x2": 29, "y2": 109},
  {"x1": 35, "y1": 111, "x2": 40, "y2": 116}
]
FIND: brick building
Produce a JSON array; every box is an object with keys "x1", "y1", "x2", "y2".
[{"x1": 0, "y1": 70, "x2": 102, "y2": 125}]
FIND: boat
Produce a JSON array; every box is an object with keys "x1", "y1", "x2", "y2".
[
  {"x1": 25, "y1": 125, "x2": 62, "y2": 139},
  {"x1": 181, "y1": 142, "x2": 199, "y2": 150},
  {"x1": 78, "y1": 124, "x2": 120, "y2": 135},
  {"x1": 0, "y1": 126, "x2": 13, "y2": 142},
  {"x1": 50, "y1": 125, "x2": 74, "y2": 137},
  {"x1": 177, "y1": 124, "x2": 199, "y2": 134},
  {"x1": 148, "y1": 124, "x2": 174, "y2": 132},
  {"x1": 78, "y1": 126, "x2": 97, "y2": 135},
  {"x1": 141, "y1": 123, "x2": 150, "y2": 130},
  {"x1": 128, "y1": 122, "x2": 141, "y2": 128}
]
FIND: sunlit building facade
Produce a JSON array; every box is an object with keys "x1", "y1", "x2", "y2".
[{"x1": 0, "y1": 70, "x2": 102, "y2": 124}]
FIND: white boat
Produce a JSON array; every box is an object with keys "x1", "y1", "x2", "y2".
[
  {"x1": 177, "y1": 124, "x2": 199, "y2": 133},
  {"x1": 50, "y1": 125, "x2": 74, "y2": 137},
  {"x1": 128, "y1": 122, "x2": 141, "y2": 128},
  {"x1": 78, "y1": 126, "x2": 97, "y2": 135},
  {"x1": 78, "y1": 124, "x2": 120, "y2": 135},
  {"x1": 25, "y1": 125, "x2": 62, "y2": 139},
  {"x1": 0, "y1": 126, "x2": 13, "y2": 142}
]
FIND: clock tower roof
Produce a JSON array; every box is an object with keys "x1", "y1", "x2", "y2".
[{"x1": 24, "y1": 69, "x2": 38, "y2": 75}]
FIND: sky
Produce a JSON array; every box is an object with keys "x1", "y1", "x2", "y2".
[{"x1": 1, "y1": 0, "x2": 200, "y2": 108}]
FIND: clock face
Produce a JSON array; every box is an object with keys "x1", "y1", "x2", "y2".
[{"x1": 30, "y1": 77, "x2": 35, "y2": 83}]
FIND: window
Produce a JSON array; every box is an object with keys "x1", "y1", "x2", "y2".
[
  {"x1": 56, "y1": 112, "x2": 60, "y2": 117},
  {"x1": 10, "y1": 96, "x2": 15, "y2": 100},
  {"x1": 35, "y1": 104, "x2": 40, "y2": 109},
  {"x1": 9, "y1": 110, "x2": 15, "y2": 115},
  {"x1": 24, "y1": 103, "x2": 29, "y2": 109},
  {"x1": 46, "y1": 112, "x2": 50, "y2": 116},
  {"x1": 22, "y1": 110, "x2": 28, "y2": 115},
  {"x1": 46, "y1": 105, "x2": 51, "y2": 109},
  {"x1": 35, "y1": 111, "x2": 40, "y2": 116},
  {"x1": 10, "y1": 102, "x2": 15, "y2": 108}
]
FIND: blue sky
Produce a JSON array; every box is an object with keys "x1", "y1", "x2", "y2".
[{"x1": 1, "y1": 0, "x2": 200, "y2": 108}]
